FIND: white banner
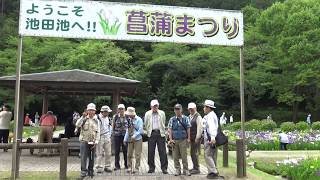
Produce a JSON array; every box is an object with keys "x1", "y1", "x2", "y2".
[{"x1": 19, "y1": 0, "x2": 244, "y2": 46}]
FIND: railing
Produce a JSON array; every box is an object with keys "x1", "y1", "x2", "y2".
[
  {"x1": 0, "y1": 138, "x2": 68, "y2": 180},
  {"x1": 222, "y1": 139, "x2": 246, "y2": 178}
]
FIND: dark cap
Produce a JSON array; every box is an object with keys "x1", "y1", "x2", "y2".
[{"x1": 174, "y1": 104, "x2": 182, "y2": 110}]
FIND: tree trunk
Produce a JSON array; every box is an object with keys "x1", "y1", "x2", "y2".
[
  {"x1": 1, "y1": 0, "x2": 4, "y2": 16},
  {"x1": 292, "y1": 101, "x2": 299, "y2": 123}
]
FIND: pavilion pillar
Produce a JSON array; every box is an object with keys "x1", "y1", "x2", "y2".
[
  {"x1": 42, "y1": 91, "x2": 48, "y2": 115},
  {"x1": 112, "y1": 88, "x2": 120, "y2": 113}
]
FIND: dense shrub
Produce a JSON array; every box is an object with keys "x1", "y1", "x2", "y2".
[
  {"x1": 285, "y1": 159, "x2": 320, "y2": 180},
  {"x1": 245, "y1": 119, "x2": 261, "y2": 131},
  {"x1": 312, "y1": 121, "x2": 320, "y2": 130},
  {"x1": 224, "y1": 122, "x2": 241, "y2": 131},
  {"x1": 261, "y1": 119, "x2": 277, "y2": 131},
  {"x1": 280, "y1": 122, "x2": 295, "y2": 132},
  {"x1": 255, "y1": 161, "x2": 279, "y2": 175},
  {"x1": 295, "y1": 121, "x2": 309, "y2": 131},
  {"x1": 251, "y1": 108, "x2": 305, "y2": 124}
]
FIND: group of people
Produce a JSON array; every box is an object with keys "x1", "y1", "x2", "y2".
[
  {"x1": 75, "y1": 99, "x2": 223, "y2": 179},
  {"x1": 24, "y1": 112, "x2": 40, "y2": 127},
  {"x1": 219, "y1": 112, "x2": 233, "y2": 125}
]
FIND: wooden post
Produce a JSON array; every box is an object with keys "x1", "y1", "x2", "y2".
[
  {"x1": 42, "y1": 91, "x2": 48, "y2": 115},
  {"x1": 59, "y1": 138, "x2": 68, "y2": 180},
  {"x1": 11, "y1": 139, "x2": 21, "y2": 179},
  {"x1": 223, "y1": 143, "x2": 229, "y2": 167},
  {"x1": 11, "y1": 36, "x2": 23, "y2": 180},
  {"x1": 239, "y1": 46, "x2": 247, "y2": 176},
  {"x1": 17, "y1": 88, "x2": 25, "y2": 140},
  {"x1": 236, "y1": 139, "x2": 245, "y2": 178}
]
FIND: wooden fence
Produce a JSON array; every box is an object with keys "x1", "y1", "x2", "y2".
[{"x1": 0, "y1": 138, "x2": 68, "y2": 180}]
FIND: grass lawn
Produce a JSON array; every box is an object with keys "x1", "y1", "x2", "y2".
[
  {"x1": 0, "y1": 171, "x2": 79, "y2": 180},
  {"x1": 22, "y1": 126, "x2": 64, "y2": 139},
  {"x1": 199, "y1": 148, "x2": 280, "y2": 180}
]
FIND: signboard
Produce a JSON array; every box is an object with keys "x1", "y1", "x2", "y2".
[{"x1": 19, "y1": 0, "x2": 244, "y2": 46}]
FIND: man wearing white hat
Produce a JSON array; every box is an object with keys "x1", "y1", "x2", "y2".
[
  {"x1": 202, "y1": 100, "x2": 220, "y2": 179},
  {"x1": 188, "y1": 102, "x2": 203, "y2": 174},
  {"x1": 124, "y1": 107, "x2": 144, "y2": 173},
  {"x1": 144, "y1": 99, "x2": 168, "y2": 174},
  {"x1": 112, "y1": 104, "x2": 129, "y2": 170},
  {"x1": 75, "y1": 103, "x2": 100, "y2": 178},
  {"x1": 96, "y1": 105, "x2": 113, "y2": 173}
]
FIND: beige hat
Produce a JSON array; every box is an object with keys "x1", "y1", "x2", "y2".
[
  {"x1": 117, "y1": 104, "x2": 125, "y2": 109},
  {"x1": 188, "y1": 102, "x2": 197, "y2": 109},
  {"x1": 203, "y1": 100, "x2": 216, "y2": 108},
  {"x1": 125, "y1": 107, "x2": 136, "y2": 116},
  {"x1": 87, "y1": 103, "x2": 96, "y2": 111},
  {"x1": 150, "y1": 99, "x2": 159, "y2": 107},
  {"x1": 100, "y1": 105, "x2": 112, "y2": 112}
]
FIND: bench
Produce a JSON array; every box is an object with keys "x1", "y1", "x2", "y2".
[{"x1": 68, "y1": 137, "x2": 80, "y2": 156}]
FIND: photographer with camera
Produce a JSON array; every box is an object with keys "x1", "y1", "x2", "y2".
[
  {"x1": 168, "y1": 104, "x2": 191, "y2": 176},
  {"x1": 75, "y1": 103, "x2": 100, "y2": 179}
]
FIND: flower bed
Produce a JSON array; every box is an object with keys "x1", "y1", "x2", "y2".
[
  {"x1": 254, "y1": 158, "x2": 320, "y2": 180},
  {"x1": 224, "y1": 130, "x2": 320, "y2": 150}
]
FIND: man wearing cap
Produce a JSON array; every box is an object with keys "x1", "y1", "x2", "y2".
[
  {"x1": 124, "y1": 107, "x2": 144, "y2": 174},
  {"x1": 203, "y1": 100, "x2": 220, "y2": 179},
  {"x1": 168, "y1": 104, "x2": 191, "y2": 176},
  {"x1": 188, "y1": 102, "x2": 203, "y2": 174},
  {"x1": 112, "y1": 104, "x2": 129, "y2": 170},
  {"x1": 75, "y1": 103, "x2": 100, "y2": 178},
  {"x1": 96, "y1": 105, "x2": 113, "y2": 173},
  {"x1": 144, "y1": 99, "x2": 168, "y2": 174}
]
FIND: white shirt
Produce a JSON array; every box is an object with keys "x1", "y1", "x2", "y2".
[
  {"x1": 279, "y1": 133, "x2": 289, "y2": 143},
  {"x1": 230, "y1": 116, "x2": 233, "y2": 123},
  {"x1": 0, "y1": 111, "x2": 12, "y2": 129},
  {"x1": 98, "y1": 114, "x2": 112, "y2": 138},
  {"x1": 152, "y1": 112, "x2": 160, "y2": 130},
  {"x1": 220, "y1": 113, "x2": 226, "y2": 125},
  {"x1": 203, "y1": 111, "x2": 219, "y2": 141}
]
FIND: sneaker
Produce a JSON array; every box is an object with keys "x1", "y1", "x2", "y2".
[
  {"x1": 162, "y1": 169, "x2": 168, "y2": 174},
  {"x1": 114, "y1": 167, "x2": 120, "y2": 171},
  {"x1": 207, "y1": 173, "x2": 219, "y2": 179},
  {"x1": 104, "y1": 167, "x2": 112, "y2": 173},
  {"x1": 190, "y1": 169, "x2": 200, "y2": 174},
  {"x1": 183, "y1": 170, "x2": 191, "y2": 176},
  {"x1": 148, "y1": 169, "x2": 155, "y2": 173},
  {"x1": 174, "y1": 169, "x2": 181, "y2": 176}
]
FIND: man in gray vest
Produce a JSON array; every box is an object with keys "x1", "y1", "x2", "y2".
[{"x1": 188, "y1": 102, "x2": 203, "y2": 174}]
